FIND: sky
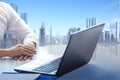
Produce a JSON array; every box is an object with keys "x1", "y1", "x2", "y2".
[{"x1": 2, "y1": 0, "x2": 120, "y2": 36}]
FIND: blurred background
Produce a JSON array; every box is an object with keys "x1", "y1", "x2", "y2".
[{"x1": 0, "y1": 0, "x2": 120, "y2": 60}]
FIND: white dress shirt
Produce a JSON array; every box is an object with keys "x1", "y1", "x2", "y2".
[{"x1": 0, "y1": 2, "x2": 37, "y2": 47}]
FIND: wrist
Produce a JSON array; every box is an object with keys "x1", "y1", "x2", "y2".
[
  {"x1": 7, "y1": 47, "x2": 19, "y2": 57},
  {"x1": 7, "y1": 48, "x2": 14, "y2": 57},
  {"x1": 4, "y1": 49, "x2": 12, "y2": 57}
]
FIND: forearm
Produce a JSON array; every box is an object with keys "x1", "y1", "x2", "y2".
[
  {"x1": 0, "y1": 49, "x2": 12, "y2": 57},
  {"x1": 0, "y1": 43, "x2": 36, "y2": 58}
]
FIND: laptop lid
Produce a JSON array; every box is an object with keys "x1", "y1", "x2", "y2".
[{"x1": 56, "y1": 23, "x2": 105, "y2": 76}]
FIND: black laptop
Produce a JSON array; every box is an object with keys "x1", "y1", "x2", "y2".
[{"x1": 14, "y1": 23, "x2": 105, "y2": 77}]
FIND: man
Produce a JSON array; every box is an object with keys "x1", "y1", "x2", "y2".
[{"x1": 0, "y1": 2, "x2": 37, "y2": 60}]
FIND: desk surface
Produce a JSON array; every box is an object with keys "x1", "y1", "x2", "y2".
[{"x1": 0, "y1": 44, "x2": 120, "y2": 80}]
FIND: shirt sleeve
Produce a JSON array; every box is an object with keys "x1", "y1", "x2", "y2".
[{"x1": 3, "y1": 2, "x2": 37, "y2": 45}]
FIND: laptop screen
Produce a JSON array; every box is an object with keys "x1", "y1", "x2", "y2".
[{"x1": 57, "y1": 23, "x2": 105, "y2": 76}]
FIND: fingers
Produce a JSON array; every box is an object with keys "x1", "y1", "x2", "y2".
[
  {"x1": 24, "y1": 41, "x2": 36, "y2": 49},
  {"x1": 20, "y1": 55, "x2": 32, "y2": 61},
  {"x1": 19, "y1": 45, "x2": 36, "y2": 57},
  {"x1": 12, "y1": 55, "x2": 32, "y2": 61},
  {"x1": 12, "y1": 55, "x2": 20, "y2": 60},
  {"x1": 11, "y1": 43, "x2": 37, "y2": 61},
  {"x1": 19, "y1": 55, "x2": 25, "y2": 61},
  {"x1": 22, "y1": 45, "x2": 36, "y2": 54}
]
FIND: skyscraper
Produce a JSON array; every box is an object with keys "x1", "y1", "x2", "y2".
[
  {"x1": 110, "y1": 21, "x2": 118, "y2": 42},
  {"x1": 67, "y1": 27, "x2": 80, "y2": 42},
  {"x1": 105, "y1": 31, "x2": 110, "y2": 42},
  {"x1": 21, "y1": 13, "x2": 28, "y2": 23},
  {"x1": 91, "y1": 17, "x2": 96, "y2": 26},
  {"x1": 50, "y1": 26, "x2": 52, "y2": 44},
  {"x1": 86, "y1": 18, "x2": 90, "y2": 28},
  {"x1": 86, "y1": 17, "x2": 96, "y2": 28},
  {"x1": 39, "y1": 22, "x2": 45, "y2": 46}
]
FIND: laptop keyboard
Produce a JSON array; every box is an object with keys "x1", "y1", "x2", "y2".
[{"x1": 33, "y1": 58, "x2": 61, "y2": 73}]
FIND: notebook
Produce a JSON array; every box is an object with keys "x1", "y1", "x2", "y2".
[{"x1": 14, "y1": 23, "x2": 105, "y2": 77}]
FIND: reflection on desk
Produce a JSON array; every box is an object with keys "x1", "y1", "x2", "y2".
[{"x1": 0, "y1": 45, "x2": 120, "y2": 80}]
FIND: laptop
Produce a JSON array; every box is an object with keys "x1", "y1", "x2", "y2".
[{"x1": 14, "y1": 23, "x2": 105, "y2": 77}]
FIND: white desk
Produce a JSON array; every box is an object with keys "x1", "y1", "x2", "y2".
[
  {"x1": 0, "y1": 44, "x2": 120, "y2": 80},
  {"x1": 0, "y1": 46, "x2": 62, "y2": 73}
]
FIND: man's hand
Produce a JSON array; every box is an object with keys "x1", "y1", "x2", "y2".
[{"x1": 9, "y1": 42, "x2": 36, "y2": 60}]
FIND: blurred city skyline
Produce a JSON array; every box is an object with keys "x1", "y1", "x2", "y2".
[{"x1": 2, "y1": 0, "x2": 119, "y2": 36}]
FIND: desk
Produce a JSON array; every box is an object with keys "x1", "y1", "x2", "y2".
[
  {"x1": 0, "y1": 44, "x2": 120, "y2": 80},
  {"x1": 58, "y1": 56, "x2": 120, "y2": 80}
]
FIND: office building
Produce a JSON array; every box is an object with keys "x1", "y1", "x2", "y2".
[
  {"x1": 39, "y1": 22, "x2": 46, "y2": 46},
  {"x1": 104, "y1": 31, "x2": 110, "y2": 42},
  {"x1": 98, "y1": 32, "x2": 104, "y2": 43},
  {"x1": 110, "y1": 21, "x2": 118, "y2": 42},
  {"x1": 50, "y1": 26, "x2": 53, "y2": 44},
  {"x1": 21, "y1": 13, "x2": 28, "y2": 23},
  {"x1": 67, "y1": 27, "x2": 80, "y2": 43},
  {"x1": 86, "y1": 17, "x2": 96, "y2": 28}
]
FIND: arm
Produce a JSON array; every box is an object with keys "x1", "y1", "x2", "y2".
[
  {"x1": 1, "y1": 2, "x2": 37, "y2": 46},
  {"x1": 2, "y1": 2, "x2": 37, "y2": 60},
  {"x1": 0, "y1": 49, "x2": 10, "y2": 57},
  {"x1": 0, "y1": 44, "x2": 36, "y2": 58}
]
